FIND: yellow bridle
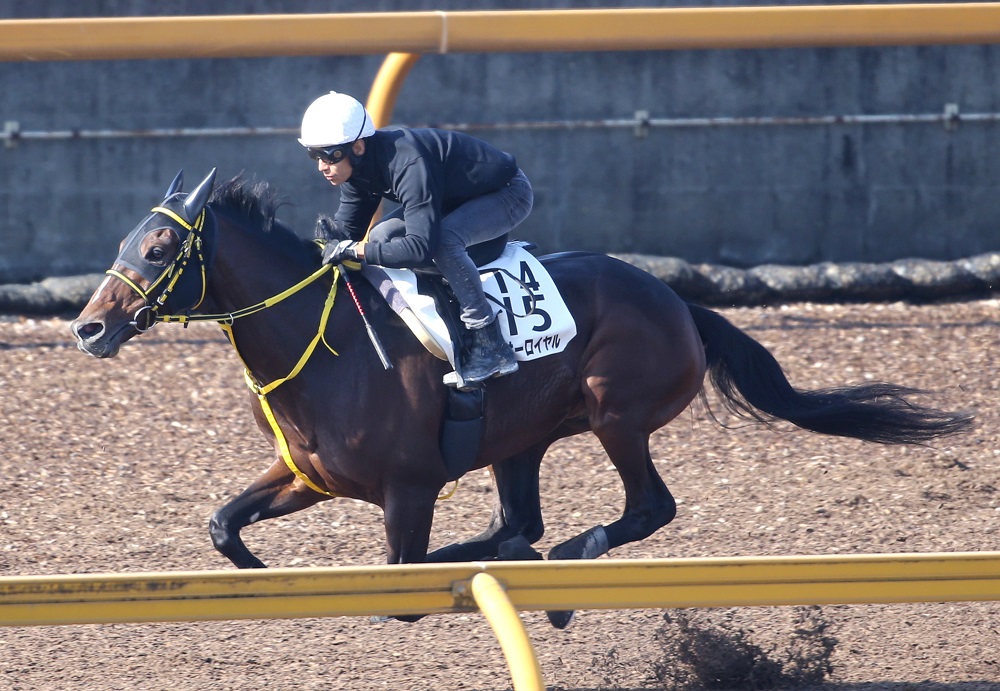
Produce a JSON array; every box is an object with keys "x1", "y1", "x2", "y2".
[{"x1": 105, "y1": 205, "x2": 210, "y2": 331}]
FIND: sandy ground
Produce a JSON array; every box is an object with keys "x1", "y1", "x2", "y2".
[{"x1": 0, "y1": 298, "x2": 998, "y2": 690}]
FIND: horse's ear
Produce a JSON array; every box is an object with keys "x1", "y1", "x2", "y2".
[
  {"x1": 164, "y1": 170, "x2": 184, "y2": 199},
  {"x1": 183, "y1": 168, "x2": 216, "y2": 223}
]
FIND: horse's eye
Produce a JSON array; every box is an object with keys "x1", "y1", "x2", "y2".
[{"x1": 148, "y1": 246, "x2": 166, "y2": 263}]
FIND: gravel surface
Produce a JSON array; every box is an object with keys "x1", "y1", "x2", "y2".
[{"x1": 0, "y1": 299, "x2": 998, "y2": 691}]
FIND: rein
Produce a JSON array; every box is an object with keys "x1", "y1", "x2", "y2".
[{"x1": 158, "y1": 259, "x2": 333, "y2": 326}]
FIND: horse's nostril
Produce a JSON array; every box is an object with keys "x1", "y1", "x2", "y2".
[{"x1": 72, "y1": 321, "x2": 104, "y2": 340}]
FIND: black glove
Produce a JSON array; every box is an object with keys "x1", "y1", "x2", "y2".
[{"x1": 322, "y1": 239, "x2": 360, "y2": 265}]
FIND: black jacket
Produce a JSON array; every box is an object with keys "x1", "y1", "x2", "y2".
[{"x1": 333, "y1": 127, "x2": 518, "y2": 268}]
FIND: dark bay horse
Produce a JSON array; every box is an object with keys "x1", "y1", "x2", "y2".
[{"x1": 72, "y1": 170, "x2": 972, "y2": 621}]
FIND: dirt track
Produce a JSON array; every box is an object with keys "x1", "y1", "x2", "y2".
[{"x1": 1, "y1": 299, "x2": 998, "y2": 691}]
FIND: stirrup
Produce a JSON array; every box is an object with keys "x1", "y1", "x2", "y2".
[{"x1": 443, "y1": 370, "x2": 483, "y2": 391}]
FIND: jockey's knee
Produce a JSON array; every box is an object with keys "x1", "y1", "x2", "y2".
[{"x1": 368, "y1": 216, "x2": 406, "y2": 243}]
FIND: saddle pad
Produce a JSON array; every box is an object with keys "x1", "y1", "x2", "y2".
[{"x1": 373, "y1": 243, "x2": 577, "y2": 368}]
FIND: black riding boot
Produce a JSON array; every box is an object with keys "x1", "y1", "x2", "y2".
[{"x1": 461, "y1": 319, "x2": 519, "y2": 383}]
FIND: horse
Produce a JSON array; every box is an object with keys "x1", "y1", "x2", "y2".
[{"x1": 71, "y1": 169, "x2": 973, "y2": 626}]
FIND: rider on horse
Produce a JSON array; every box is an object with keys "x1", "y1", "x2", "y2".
[{"x1": 299, "y1": 91, "x2": 534, "y2": 383}]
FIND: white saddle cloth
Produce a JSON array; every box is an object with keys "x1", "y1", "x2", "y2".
[{"x1": 366, "y1": 242, "x2": 577, "y2": 368}]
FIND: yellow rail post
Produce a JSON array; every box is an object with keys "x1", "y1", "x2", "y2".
[
  {"x1": 470, "y1": 572, "x2": 545, "y2": 691},
  {"x1": 366, "y1": 52, "x2": 422, "y2": 129},
  {"x1": 363, "y1": 51, "x2": 422, "y2": 227}
]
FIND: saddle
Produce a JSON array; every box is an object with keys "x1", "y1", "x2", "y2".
[{"x1": 362, "y1": 238, "x2": 576, "y2": 372}]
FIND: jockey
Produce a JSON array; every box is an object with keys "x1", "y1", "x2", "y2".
[{"x1": 299, "y1": 91, "x2": 534, "y2": 383}]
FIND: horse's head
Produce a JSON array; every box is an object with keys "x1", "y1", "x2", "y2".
[{"x1": 71, "y1": 168, "x2": 218, "y2": 358}]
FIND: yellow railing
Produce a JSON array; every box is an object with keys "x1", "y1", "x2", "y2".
[
  {"x1": 4, "y1": 553, "x2": 1000, "y2": 627},
  {"x1": 4, "y1": 552, "x2": 1000, "y2": 690},
  {"x1": 6, "y1": 6, "x2": 1000, "y2": 128},
  {"x1": 4, "y1": 5, "x2": 1000, "y2": 62}
]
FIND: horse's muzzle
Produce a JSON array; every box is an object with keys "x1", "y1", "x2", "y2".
[{"x1": 70, "y1": 319, "x2": 124, "y2": 358}]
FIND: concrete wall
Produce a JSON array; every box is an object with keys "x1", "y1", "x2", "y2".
[{"x1": 2, "y1": 0, "x2": 999, "y2": 283}]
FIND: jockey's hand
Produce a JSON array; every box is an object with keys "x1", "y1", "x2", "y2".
[{"x1": 323, "y1": 239, "x2": 361, "y2": 265}]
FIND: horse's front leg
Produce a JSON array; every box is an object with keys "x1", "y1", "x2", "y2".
[
  {"x1": 379, "y1": 481, "x2": 450, "y2": 623},
  {"x1": 382, "y1": 482, "x2": 442, "y2": 564},
  {"x1": 425, "y1": 445, "x2": 547, "y2": 563},
  {"x1": 209, "y1": 460, "x2": 328, "y2": 568}
]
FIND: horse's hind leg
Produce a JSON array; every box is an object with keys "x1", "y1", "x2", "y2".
[
  {"x1": 549, "y1": 372, "x2": 696, "y2": 564},
  {"x1": 544, "y1": 316, "x2": 703, "y2": 626},
  {"x1": 551, "y1": 298, "x2": 703, "y2": 564},
  {"x1": 209, "y1": 461, "x2": 328, "y2": 569},
  {"x1": 550, "y1": 432, "x2": 676, "y2": 560},
  {"x1": 425, "y1": 445, "x2": 547, "y2": 563},
  {"x1": 540, "y1": 425, "x2": 677, "y2": 629}
]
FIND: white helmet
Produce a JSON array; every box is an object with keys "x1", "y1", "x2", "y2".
[{"x1": 298, "y1": 91, "x2": 376, "y2": 148}]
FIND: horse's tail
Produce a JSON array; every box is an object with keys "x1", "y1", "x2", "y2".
[{"x1": 686, "y1": 303, "x2": 973, "y2": 444}]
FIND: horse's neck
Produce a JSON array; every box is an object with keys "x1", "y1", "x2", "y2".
[{"x1": 202, "y1": 219, "x2": 347, "y2": 385}]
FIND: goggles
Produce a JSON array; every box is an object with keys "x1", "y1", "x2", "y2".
[{"x1": 307, "y1": 144, "x2": 351, "y2": 164}]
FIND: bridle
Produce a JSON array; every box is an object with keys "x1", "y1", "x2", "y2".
[
  {"x1": 104, "y1": 168, "x2": 220, "y2": 332},
  {"x1": 109, "y1": 204, "x2": 334, "y2": 332},
  {"x1": 106, "y1": 200, "x2": 214, "y2": 332},
  {"x1": 104, "y1": 168, "x2": 346, "y2": 499},
  {"x1": 106, "y1": 169, "x2": 333, "y2": 331}
]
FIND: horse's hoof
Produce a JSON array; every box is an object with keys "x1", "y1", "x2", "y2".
[
  {"x1": 548, "y1": 525, "x2": 609, "y2": 561},
  {"x1": 369, "y1": 613, "x2": 425, "y2": 624},
  {"x1": 497, "y1": 535, "x2": 543, "y2": 561},
  {"x1": 394, "y1": 613, "x2": 426, "y2": 623},
  {"x1": 546, "y1": 609, "x2": 576, "y2": 629}
]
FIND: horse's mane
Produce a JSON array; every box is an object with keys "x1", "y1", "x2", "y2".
[{"x1": 209, "y1": 175, "x2": 320, "y2": 261}]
